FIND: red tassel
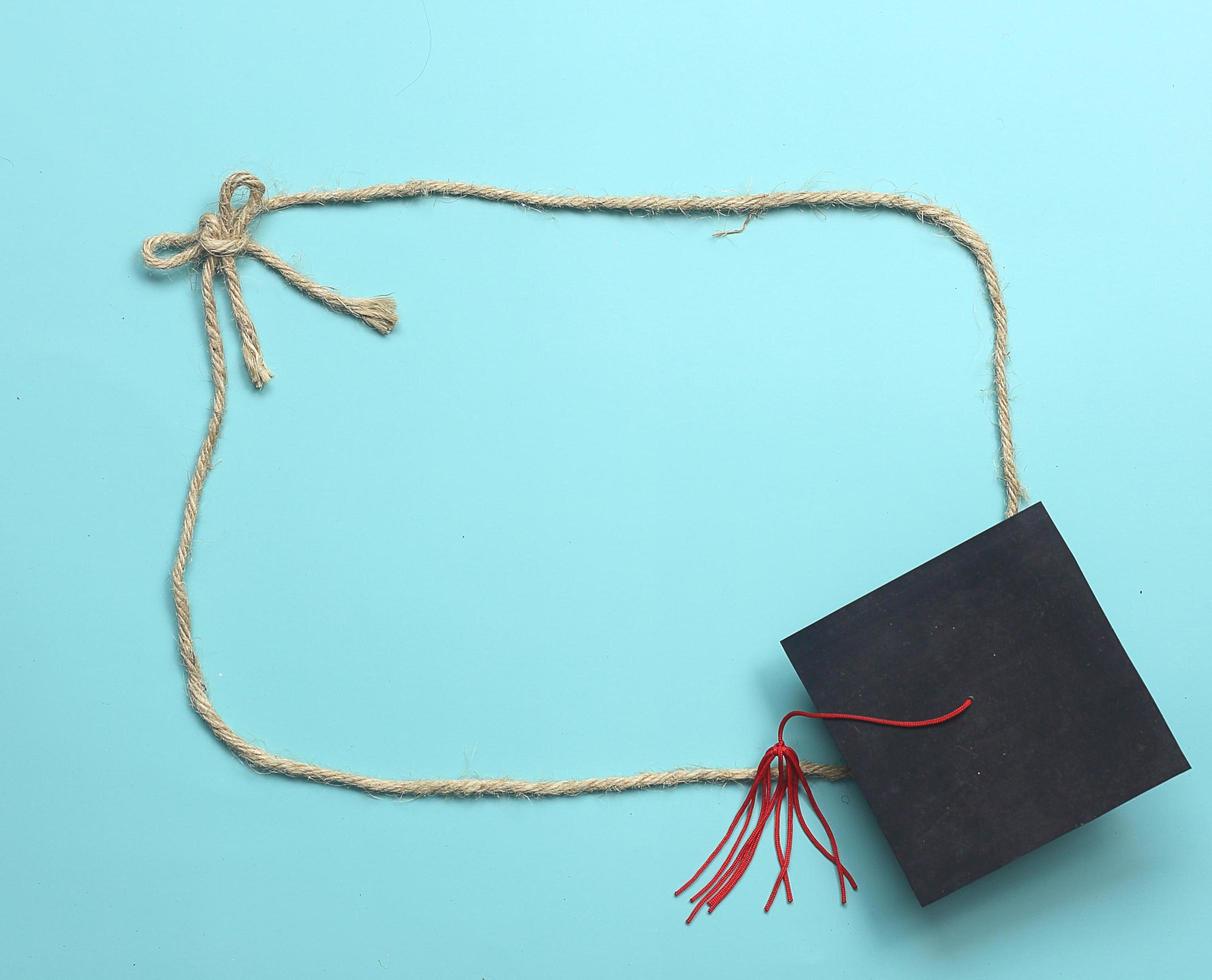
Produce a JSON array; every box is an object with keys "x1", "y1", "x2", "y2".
[{"x1": 676, "y1": 697, "x2": 973, "y2": 923}]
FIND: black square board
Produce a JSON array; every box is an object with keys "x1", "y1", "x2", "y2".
[{"x1": 781, "y1": 503, "x2": 1189, "y2": 905}]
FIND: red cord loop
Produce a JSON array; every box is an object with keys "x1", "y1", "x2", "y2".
[{"x1": 677, "y1": 697, "x2": 972, "y2": 923}]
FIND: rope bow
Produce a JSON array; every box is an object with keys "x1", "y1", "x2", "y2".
[{"x1": 142, "y1": 171, "x2": 397, "y2": 387}]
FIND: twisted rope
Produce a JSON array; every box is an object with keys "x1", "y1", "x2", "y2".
[{"x1": 142, "y1": 171, "x2": 1024, "y2": 798}]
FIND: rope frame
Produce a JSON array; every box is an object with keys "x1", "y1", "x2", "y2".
[{"x1": 142, "y1": 172, "x2": 1024, "y2": 798}]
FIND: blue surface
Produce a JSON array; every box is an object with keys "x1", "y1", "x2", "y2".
[{"x1": 1, "y1": 1, "x2": 1207, "y2": 976}]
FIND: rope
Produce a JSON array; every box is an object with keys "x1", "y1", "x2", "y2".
[{"x1": 142, "y1": 171, "x2": 1024, "y2": 798}]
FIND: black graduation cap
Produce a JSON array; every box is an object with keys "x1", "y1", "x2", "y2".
[{"x1": 780, "y1": 502, "x2": 1189, "y2": 905}]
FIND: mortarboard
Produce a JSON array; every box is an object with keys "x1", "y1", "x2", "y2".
[{"x1": 779, "y1": 502, "x2": 1190, "y2": 906}]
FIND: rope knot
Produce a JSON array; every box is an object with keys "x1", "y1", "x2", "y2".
[
  {"x1": 141, "y1": 171, "x2": 398, "y2": 389},
  {"x1": 195, "y1": 212, "x2": 248, "y2": 257},
  {"x1": 205, "y1": 171, "x2": 265, "y2": 256}
]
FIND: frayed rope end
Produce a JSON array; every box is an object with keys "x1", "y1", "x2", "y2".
[
  {"x1": 347, "y1": 296, "x2": 398, "y2": 335},
  {"x1": 247, "y1": 360, "x2": 273, "y2": 389}
]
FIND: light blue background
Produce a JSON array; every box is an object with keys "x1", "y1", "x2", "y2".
[{"x1": 2, "y1": 1, "x2": 1207, "y2": 976}]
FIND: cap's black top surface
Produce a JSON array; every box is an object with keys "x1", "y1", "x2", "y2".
[{"x1": 781, "y1": 503, "x2": 1189, "y2": 906}]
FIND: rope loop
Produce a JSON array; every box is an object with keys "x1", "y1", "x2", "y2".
[
  {"x1": 141, "y1": 172, "x2": 1025, "y2": 799},
  {"x1": 216, "y1": 170, "x2": 265, "y2": 229}
]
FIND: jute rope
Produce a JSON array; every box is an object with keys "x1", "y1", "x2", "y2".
[{"x1": 142, "y1": 172, "x2": 1024, "y2": 798}]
